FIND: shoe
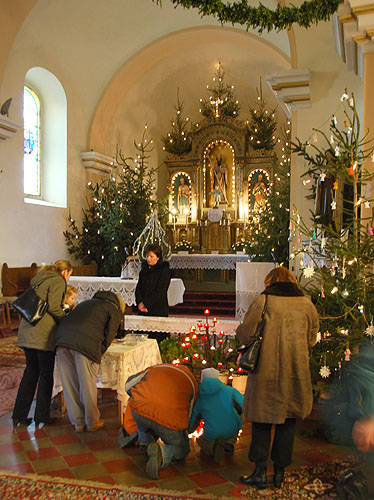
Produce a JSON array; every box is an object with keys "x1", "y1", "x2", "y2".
[
  {"x1": 273, "y1": 465, "x2": 285, "y2": 488},
  {"x1": 75, "y1": 425, "x2": 85, "y2": 432},
  {"x1": 224, "y1": 441, "x2": 235, "y2": 457},
  {"x1": 34, "y1": 417, "x2": 57, "y2": 426},
  {"x1": 146, "y1": 442, "x2": 163, "y2": 480},
  {"x1": 12, "y1": 418, "x2": 32, "y2": 427},
  {"x1": 240, "y1": 465, "x2": 267, "y2": 489},
  {"x1": 87, "y1": 419, "x2": 104, "y2": 432},
  {"x1": 213, "y1": 437, "x2": 226, "y2": 463}
]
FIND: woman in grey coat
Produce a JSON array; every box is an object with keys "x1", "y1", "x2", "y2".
[
  {"x1": 12, "y1": 260, "x2": 72, "y2": 427},
  {"x1": 236, "y1": 266, "x2": 319, "y2": 490}
]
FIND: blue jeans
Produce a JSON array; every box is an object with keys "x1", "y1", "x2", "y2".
[{"x1": 131, "y1": 410, "x2": 190, "y2": 467}]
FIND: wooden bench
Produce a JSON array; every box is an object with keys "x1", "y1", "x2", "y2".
[
  {"x1": 1, "y1": 263, "x2": 38, "y2": 297},
  {"x1": 71, "y1": 261, "x2": 97, "y2": 276}
]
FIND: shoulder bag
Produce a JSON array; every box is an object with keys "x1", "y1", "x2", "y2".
[
  {"x1": 12, "y1": 284, "x2": 48, "y2": 326},
  {"x1": 238, "y1": 295, "x2": 267, "y2": 373}
]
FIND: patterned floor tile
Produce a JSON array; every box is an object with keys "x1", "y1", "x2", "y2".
[
  {"x1": 187, "y1": 470, "x2": 228, "y2": 488},
  {"x1": 32, "y1": 456, "x2": 68, "y2": 473},
  {"x1": 49, "y1": 433, "x2": 82, "y2": 445},
  {"x1": 63, "y1": 451, "x2": 99, "y2": 467},
  {"x1": 27, "y1": 446, "x2": 60, "y2": 460},
  {"x1": 71, "y1": 462, "x2": 109, "y2": 480},
  {"x1": 102, "y1": 457, "x2": 139, "y2": 473},
  {"x1": 40, "y1": 468, "x2": 75, "y2": 479},
  {"x1": 0, "y1": 462, "x2": 35, "y2": 474}
]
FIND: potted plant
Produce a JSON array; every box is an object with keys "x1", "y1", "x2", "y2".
[
  {"x1": 231, "y1": 238, "x2": 247, "y2": 254},
  {"x1": 175, "y1": 240, "x2": 192, "y2": 254}
]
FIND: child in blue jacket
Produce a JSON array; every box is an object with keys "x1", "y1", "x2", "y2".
[{"x1": 189, "y1": 368, "x2": 244, "y2": 463}]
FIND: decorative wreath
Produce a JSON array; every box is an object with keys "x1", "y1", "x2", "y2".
[{"x1": 153, "y1": 0, "x2": 343, "y2": 32}]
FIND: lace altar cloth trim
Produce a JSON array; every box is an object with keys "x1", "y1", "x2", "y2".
[
  {"x1": 169, "y1": 253, "x2": 250, "y2": 270},
  {"x1": 54, "y1": 339, "x2": 162, "y2": 405},
  {"x1": 124, "y1": 315, "x2": 240, "y2": 336},
  {"x1": 69, "y1": 277, "x2": 185, "y2": 307}
]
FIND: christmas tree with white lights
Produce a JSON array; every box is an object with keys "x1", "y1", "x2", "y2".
[
  {"x1": 161, "y1": 89, "x2": 192, "y2": 155},
  {"x1": 248, "y1": 79, "x2": 277, "y2": 151},
  {"x1": 199, "y1": 63, "x2": 240, "y2": 121},
  {"x1": 291, "y1": 90, "x2": 374, "y2": 386},
  {"x1": 64, "y1": 127, "x2": 160, "y2": 276}
]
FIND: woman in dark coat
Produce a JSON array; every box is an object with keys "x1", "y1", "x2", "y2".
[
  {"x1": 12, "y1": 259, "x2": 72, "y2": 427},
  {"x1": 236, "y1": 266, "x2": 319, "y2": 490},
  {"x1": 135, "y1": 243, "x2": 171, "y2": 342}
]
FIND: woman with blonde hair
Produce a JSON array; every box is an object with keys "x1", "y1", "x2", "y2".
[
  {"x1": 12, "y1": 259, "x2": 73, "y2": 427},
  {"x1": 236, "y1": 266, "x2": 319, "y2": 489}
]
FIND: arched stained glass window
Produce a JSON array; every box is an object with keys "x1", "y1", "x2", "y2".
[{"x1": 23, "y1": 86, "x2": 41, "y2": 196}]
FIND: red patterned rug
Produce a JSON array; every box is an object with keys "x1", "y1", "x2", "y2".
[
  {"x1": 0, "y1": 336, "x2": 25, "y2": 366},
  {"x1": 0, "y1": 470, "x2": 227, "y2": 500},
  {"x1": 0, "y1": 454, "x2": 363, "y2": 499}
]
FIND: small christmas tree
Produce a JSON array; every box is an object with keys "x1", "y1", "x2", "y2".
[
  {"x1": 199, "y1": 62, "x2": 240, "y2": 120},
  {"x1": 291, "y1": 91, "x2": 374, "y2": 386},
  {"x1": 245, "y1": 126, "x2": 291, "y2": 263},
  {"x1": 161, "y1": 89, "x2": 192, "y2": 155},
  {"x1": 64, "y1": 127, "x2": 160, "y2": 276},
  {"x1": 248, "y1": 79, "x2": 277, "y2": 151},
  {"x1": 133, "y1": 211, "x2": 172, "y2": 261}
]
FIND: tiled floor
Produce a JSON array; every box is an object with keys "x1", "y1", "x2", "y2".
[{"x1": 0, "y1": 390, "x2": 355, "y2": 497}]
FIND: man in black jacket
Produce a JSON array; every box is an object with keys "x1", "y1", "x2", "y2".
[{"x1": 55, "y1": 291, "x2": 124, "y2": 432}]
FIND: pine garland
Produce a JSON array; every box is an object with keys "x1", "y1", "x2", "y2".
[{"x1": 153, "y1": 0, "x2": 342, "y2": 32}]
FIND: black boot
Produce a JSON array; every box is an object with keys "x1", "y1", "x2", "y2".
[
  {"x1": 240, "y1": 464, "x2": 267, "y2": 489},
  {"x1": 273, "y1": 464, "x2": 285, "y2": 488}
]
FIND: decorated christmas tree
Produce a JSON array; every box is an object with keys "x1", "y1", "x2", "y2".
[
  {"x1": 64, "y1": 127, "x2": 161, "y2": 276},
  {"x1": 199, "y1": 62, "x2": 240, "y2": 120},
  {"x1": 291, "y1": 91, "x2": 374, "y2": 387},
  {"x1": 247, "y1": 79, "x2": 277, "y2": 151},
  {"x1": 161, "y1": 89, "x2": 192, "y2": 155}
]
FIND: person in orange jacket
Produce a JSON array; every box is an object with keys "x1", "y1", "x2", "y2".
[{"x1": 125, "y1": 364, "x2": 198, "y2": 479}]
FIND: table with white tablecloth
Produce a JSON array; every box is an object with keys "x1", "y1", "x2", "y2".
[
  {"x1": 235, "y1": 262, "x2": 276, "y2": 321},
  {"x1": 68, "y1": 276, "x2": 185, "y2": 306},
  {"x1": 124, "y1": 314, "x2": 240, "y2": 336},
  {"x1": 54, "y1": 338, "x2": 162, "y2": 421}
]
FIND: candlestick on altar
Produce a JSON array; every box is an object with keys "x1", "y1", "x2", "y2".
[
  {"x1": 171, "y1": 207, "x2": 177, "y2": 231},
  {"x1": 183, "y1": 207, "x2": 189, "y2": 229}
]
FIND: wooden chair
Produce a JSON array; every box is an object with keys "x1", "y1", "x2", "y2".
[
  {"x1": 1, "y1": 263, "x2": 38, "y2": 297},
  {"x1": 71, "y1": 261, "x2": 97, "y2": 276}
]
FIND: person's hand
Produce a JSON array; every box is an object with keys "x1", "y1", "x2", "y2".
[
  {"x1": 138, "y1": 302, "x2": 148, "y2": 313},
  {"x1": 237, "y1": 353, "x2": 242, "y2": 366},
  {"x1": 353, "y1": 418, "x2": 374, "y2": 452}
]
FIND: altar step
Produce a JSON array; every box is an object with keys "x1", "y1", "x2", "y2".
[{"x1": 169, "y1": 291, "x2": 236, "y2": 318}]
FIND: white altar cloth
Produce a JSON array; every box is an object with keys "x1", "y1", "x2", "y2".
[
  {"x1": 124, "y1": 315, "x2": 240, "y2": 337},
  {"x1": 235, "y1": 262, "x2": 276, "y2": 321},
  {"x1": 54, "y1": 338, "x2": 162, "y2": 409},
  {"x1": 121, "y1": 254, "x2": 250, "y2": 276},
  {"x1": 169, "y1": 253, "x2": 250, "y2": 270},
  {"x1": 69, "y1": 276, "x2": 185, "y2": 307}
]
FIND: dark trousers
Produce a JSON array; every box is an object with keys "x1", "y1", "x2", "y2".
[
  {"x1": 249, "y1": 418, "x2": 296, "y2": 468},
  {"x1": 12, "y1": 348, "x2": 55, "y2": 422}
]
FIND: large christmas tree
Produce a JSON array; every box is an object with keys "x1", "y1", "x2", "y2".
[
  {"x1": 64, "y1": 127, "x2": 163, "y2": 276},
  {"x1": 247, "y1": 80, "x2": 277, "y2": 151},
  {"x1": 292, "y1": 91, "x2": 374, "y2": 387}
]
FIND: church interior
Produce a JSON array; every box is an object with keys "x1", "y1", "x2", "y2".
[{"x1": 1, "y1": 0, "x2": 374, "y2": 498}]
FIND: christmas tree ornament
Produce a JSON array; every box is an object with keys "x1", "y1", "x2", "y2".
[
  {"x1": 320, "y1": 173, "x2": 326, "y2": 182},
  {"x1": 368, "y1": 225, "x2": 373, "y2": 236},
  {"x1": 365, "y1": 323, "x2": 374, "y2": 337},
  {"x1": 344, "y1": 348, "x2": 351, "y2": 361},
  {"x1": 333, "y1": 181, "x2": 338, "y2": 190},
  {"x1": 321, "y1": 285, "x2": 325, "y2": 298},
  {"x1": 348, "y1": 165, "x2": 354, "y2": 175},
  {"x1": 331, "y1": 200, "x2": 337, "y2": 210},
  {"x1": 320, "y1": 365, "x2": 331, "y2": 378},
  {"x1": 303, "y1": 262, "x2": 315, "y2": 279}
]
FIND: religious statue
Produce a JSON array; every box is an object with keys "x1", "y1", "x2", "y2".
[
  {"x1": 210, "y1": 187, "x2": 223, "y2": 208},
  {"x1": 209, "y1": 153, "x2": 228, "y2": 204},
  {"x1": 177, "y1": 176, "x2": 190, "y2": 212},
  {"x1": 252, "y1": 173, "x2": 267, "y2": 212}
]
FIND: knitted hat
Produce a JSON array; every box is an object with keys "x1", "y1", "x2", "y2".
[{"x1": 201, "y1": 367, "x2": 220, "y2": 381}]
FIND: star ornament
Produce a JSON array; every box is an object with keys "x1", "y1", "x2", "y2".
[
  {"x1": 319, "y1": 173, "x2": 326, "y2": 182},
  {"x1": 303, "y1": 263, "x2": 315, "y2": 279},
  {"x1": 331, "y1": 201, "x2": 337, "y2": 210},
  {"x1": 320, "y1": 365, "x2": 331, "y2": 378},
  {"x1": 365, "y1": 324, "x2": 374, "y2": 337}
]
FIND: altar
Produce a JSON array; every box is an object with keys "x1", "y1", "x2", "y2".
[{"x1": 69, "y1": 276, "x2": 185, "y2": 306}]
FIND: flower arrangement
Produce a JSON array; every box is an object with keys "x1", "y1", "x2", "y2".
[
  {"x1": 231, "y1": 238, "x2": 247, "y2": 252},
  {"x1": 175, "y1": 240, "x2": 192, "y2": 252}
]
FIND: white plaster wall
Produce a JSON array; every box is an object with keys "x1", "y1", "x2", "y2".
[{"x1": 0, "y1": 0, "x2": 363, "y2": 270}]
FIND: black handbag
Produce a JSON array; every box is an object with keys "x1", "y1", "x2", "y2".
[
  {"x1": 238, "y1": 296, "x2": 267, "y2": 373},
  {"x1": 12, "y1": 285, "x2": 48, "y2": 325}
]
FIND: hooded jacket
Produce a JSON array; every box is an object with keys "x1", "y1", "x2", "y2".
[
  {"x1": 236, "y1": 281, "x2": 319, "y2": 424},
  {"x1": 18, "y1": 270, "x2": 67, "y2": 352},
  {"x1": 135, "y1": 260, "x2": 171, "y2": 317},
  {"x1": 55, "y1": 290, "x2": 123, "y2": 363},
  {"x1": 188, "y1": 377, "x2": 244, "y2": 440}
]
